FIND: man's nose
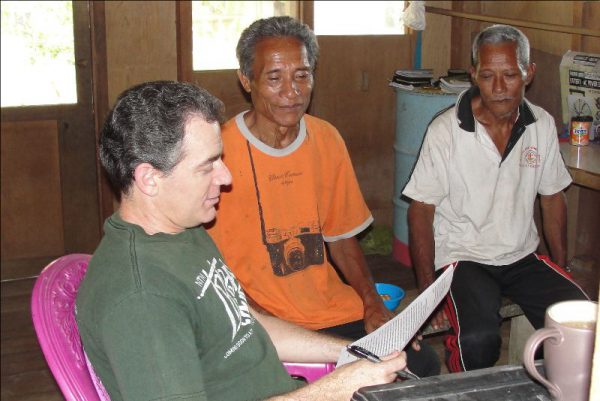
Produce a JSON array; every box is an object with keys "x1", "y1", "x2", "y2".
[
  {"x1": 492, "y1": 76, "x2": 506, "y2": 93},
  {"x1": 214, "y1": 160, "x2": 232, "y2": 186},
  {"x1": 281, "y1": 78, "x2": 300, "y2": 97}
]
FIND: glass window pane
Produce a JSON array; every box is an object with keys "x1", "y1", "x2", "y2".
[
  {"x1": 314, "y1": 1, "x2": 405, "y2": 35},
  {"x1": 1, "y1": 1, "x2": 77, "y2": 107},
  {"x1": 192, "y1": 1, "x2": 297, "y2": 71}
]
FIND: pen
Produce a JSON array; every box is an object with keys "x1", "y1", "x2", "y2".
[
  {"x1": 347, "y1": 345, "x2": 382, "y2": 363},
  {"x1": 346, "y1": 345, "x2": 420, "y2": 380}
]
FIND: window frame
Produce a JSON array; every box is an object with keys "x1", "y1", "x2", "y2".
[{"x1": 176, "y1": 1, "x2": 312, "y2": 81}]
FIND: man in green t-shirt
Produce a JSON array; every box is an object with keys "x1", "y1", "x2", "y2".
[{"x1": 76, "y1": 81, "x2": 407, "y2": 401}]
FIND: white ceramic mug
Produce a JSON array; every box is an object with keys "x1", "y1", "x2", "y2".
[{"x1": 523, "y1": 300, "x2": 597, "y2": 401}]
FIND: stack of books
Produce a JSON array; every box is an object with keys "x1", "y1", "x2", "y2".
[
  {"x1": 389, "y1": 69, "x2": 433, "y2": 90},
  {"x1": 439, "y1": 71, "x2": 471, "y2": 94}
]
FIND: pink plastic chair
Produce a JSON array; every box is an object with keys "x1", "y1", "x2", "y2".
[
  {"x1": 283, "y1": 362, "x2": 336, "y2": 383},
  {"x1": 31, "y1": 254, "x2": 334, "y2": 401},
  {"x1": 31, "y1": 254, "x2": 110, "y2": 401}
]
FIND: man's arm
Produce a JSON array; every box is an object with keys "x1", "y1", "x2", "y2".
[
  {"x1": 539, "y1": 191, "x2": 568, "y2": 267},
  {"x1": 251, "y1": 306, "x2": 347, "y2": 362},
  {"x1": 326, "y1": 237, "x2": 393, "y2": 333},
  {"x1": 253, "y1": 307, "x2": 407, "y2": 401},
  {"x1": 268, "y1": 352, "x2": 405, "y2": 401},
  {"x1": 407, "y1": 200, "x2": 436, "y2": 292},
  {"x1": 407, "y1": 200, "x2": 446, "y2": 329}
]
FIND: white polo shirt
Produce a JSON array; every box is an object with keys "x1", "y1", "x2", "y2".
[{"x1": 403, "y1": 87, "x2": 572, "y2": 270}]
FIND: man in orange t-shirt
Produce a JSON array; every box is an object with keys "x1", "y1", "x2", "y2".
[{"x1": 208, "y1": 16, "x2": 440, "y2": 377}]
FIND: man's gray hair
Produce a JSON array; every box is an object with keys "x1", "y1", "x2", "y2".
[
  {"x1": 472, "y1": 24, "x2": 530, "y2": 79},
  {"x1": 236, "y1": 16, "x2": 319, "y2": 80}
]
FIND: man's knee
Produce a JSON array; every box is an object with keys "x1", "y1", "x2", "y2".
[
  {"x1": 457, "y1": 328, "x2": 501, "y2": 370},
  {"x1": 406, "y1": 341, "x2": 441, "y2": 377}
]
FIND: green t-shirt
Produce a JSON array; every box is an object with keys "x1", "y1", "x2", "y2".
[{"x1": 76, "y1": 213, "x2": 299, "y2": 401}]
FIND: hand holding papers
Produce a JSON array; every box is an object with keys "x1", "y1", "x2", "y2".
[
  {"x1": 337, "y1": 264, "x2": 455, "y2": 367},
  {"x1": 346, "y1": 345, "x2": 421, "y2": 380}
]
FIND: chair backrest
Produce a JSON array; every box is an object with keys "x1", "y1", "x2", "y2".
[{"x1": 31, "y1": 254, "x2": 110, "y2": 401}]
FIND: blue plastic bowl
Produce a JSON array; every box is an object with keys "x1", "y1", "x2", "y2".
[{"x1": 375, "y1": 283, "x2": 405, "y2": 311}]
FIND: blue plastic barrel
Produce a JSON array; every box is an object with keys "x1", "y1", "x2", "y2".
[{"x1": 392, "y1": 89, "x2": 458, "y2": 266}]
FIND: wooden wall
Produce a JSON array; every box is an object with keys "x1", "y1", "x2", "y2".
[
  {"x1": 2, "y1": 3, "x2": 598, "y2": 401},
  {"x1": 423, "y1": 1, "x2": 600, "y2": 130},
  {"x1": 310, "y1": 35, "x2": 413, "y2": 224},
  {"x1": 100, "y1": 0, "x2": 599, "y2": 231},
  {"x1": 117, "y1": 1, "x2": 415, "y2": 227},
  {"x1": 1, "y1": 2, "x2": 102, "y2": 281},
  {"x1": 105, "y1": 1, "x2": 178, "y2": 105}
]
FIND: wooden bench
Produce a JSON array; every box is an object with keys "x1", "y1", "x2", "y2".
[{"x1": 398, "y1": 289, "x2": 535, "y2": 364}]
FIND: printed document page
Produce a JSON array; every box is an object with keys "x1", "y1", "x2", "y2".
[{"x1": 337, "y1": 264, "x2": 455, "y2": 367}]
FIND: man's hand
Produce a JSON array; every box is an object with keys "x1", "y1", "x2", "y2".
[
  {"x1": 327, "y1": 237, "x2": 394, "y2": 333},
  {"x1": 409, "y1": 333, "x2": 423, "y2": 351},
  {"x1": 270, "y1": 352, "x2": 407, "y2": 401},
  {"x1": 363, "y1": 301, "x2": 395, "y2": 333},
  {"x1": 429, "y1": 308, "x2": 448, "y2": 331}
]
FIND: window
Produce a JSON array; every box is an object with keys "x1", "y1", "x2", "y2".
[
  {"x1": 314, "y1": 1, "x2": 405, "y2": 35},
  {"x1": 192, "y1": 1, "x2": 298, "y2": 71},
  {"x1": 1, "y1": 1, "x2": 77, "y2": 107}
]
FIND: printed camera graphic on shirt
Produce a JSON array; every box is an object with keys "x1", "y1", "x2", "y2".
[{"x1": 264, "y1": 223, "x2": 324, "y2": 276}]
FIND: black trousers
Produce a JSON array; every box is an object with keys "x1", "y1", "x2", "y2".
[
  {"x1": 444, "y1": 253, "x2": 589, "y2": 372},
  {"x1": 319, "y1": 319, "x2": 441, "y2": 377}
]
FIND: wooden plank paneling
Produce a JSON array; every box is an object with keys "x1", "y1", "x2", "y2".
[
  {"x1": 422, "y1": 1, "x2": 452, "y2": 78},
  {"x1": 1, "y1": 121, "x2": 64, "y2": 261},
  {"x1": 192, "y1": 70, "x2": 252, "y2": 121},
  {"x1": 1, "y1": 278, "x2": 63, "y2": 401},
  {"x1": 582, "y1": 1, "x2": 600, "y2": 54},
  {"x1": 311, "y1": 35, "x2": 413, "y2": 224},
  {"x1": 430, "y1": 1, "x2": 600, "y2": 130},
  {"x1": 105, "y1": 1, "x2": 178, "y2": 104}
]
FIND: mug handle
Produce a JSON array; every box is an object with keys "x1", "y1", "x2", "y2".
[{"x1": 523, "y1": 327, "x2": 562, "y2": 400}]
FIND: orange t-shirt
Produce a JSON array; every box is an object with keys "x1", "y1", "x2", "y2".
[{"x1": 208, "y1": 112, "x2": 373, "y2": 329}]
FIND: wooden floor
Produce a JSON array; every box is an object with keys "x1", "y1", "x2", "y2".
[{"x1": 1, "y1": 253, "x2": 594, "y2": 400}]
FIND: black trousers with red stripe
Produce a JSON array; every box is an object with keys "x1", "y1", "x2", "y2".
[{"x1": 443, "y1": 253, "x2": 589, "y2": 373}]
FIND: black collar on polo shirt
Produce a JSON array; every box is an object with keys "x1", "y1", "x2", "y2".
[{"x1": 456, "y1": 86, "x2": 537, "y2": 162}]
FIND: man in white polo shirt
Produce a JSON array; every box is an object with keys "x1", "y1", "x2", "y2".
[{"x1": 403, "y1": 24, "x2": 589, "y2": 373}]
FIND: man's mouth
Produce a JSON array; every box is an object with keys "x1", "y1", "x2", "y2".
[
  {"x1": 279, "y1": 104, "x2": 303, "y2": 110},
  {"x1": 206, "y1": 195, "x2": 220, "y2": 205}
]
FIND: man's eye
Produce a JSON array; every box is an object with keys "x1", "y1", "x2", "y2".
[
  {"x1": 198, "y1": 164, "x2": 214, "y2": 174},
  {"x1": 268, "y1": 76, "x2": 280, "y2": 82}
]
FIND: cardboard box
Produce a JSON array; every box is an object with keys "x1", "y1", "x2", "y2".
[{"x1": 559, "y1": 51, "x2": 600, "y2": 141}]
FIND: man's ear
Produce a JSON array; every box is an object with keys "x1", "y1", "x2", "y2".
[
  {"x1": 524, "y1": 62, "x2": 536, "y2": 85},
  {"x1": 133, "y1": 163, "x2": 159, "y2": 196},
  {"x1": 237, "y1": 70, "x2": 252, "y2": 93},
  {"x1": 469, "y1": 65, "x2": 477, "y2": 84}
]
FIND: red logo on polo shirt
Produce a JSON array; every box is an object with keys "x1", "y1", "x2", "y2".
[{"x1": 520, "y1": 146, "x2": 540, "y2": 168}]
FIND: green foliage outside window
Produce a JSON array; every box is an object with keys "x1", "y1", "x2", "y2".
[
  {"x1": 192, "y1": 1, "x2": 295, "y2": 71},
  {"x1": 1, "y1": 1, "x2": 76, "y2": 107}
]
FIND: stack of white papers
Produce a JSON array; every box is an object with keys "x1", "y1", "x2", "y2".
[
  {"x1": 394, "y1": 69, "x2": 434, "y2": 78},
  {"x1": 337, "y1": 265, "x2": 455, "y2": 367},
  {"x1": 439, "y1": 77, "x2": 471, "y2": 94}
]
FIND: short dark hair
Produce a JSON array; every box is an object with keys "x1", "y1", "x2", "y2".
[
  {"x1": 99, "y1": 81, "x2": 224, "y2": 195},
  {"x1": 472, "y1": 24, "x2": 530, "y2": 79},
  {"x1": 236, "y1": 16, "x2": 319, "y2": 79}
]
